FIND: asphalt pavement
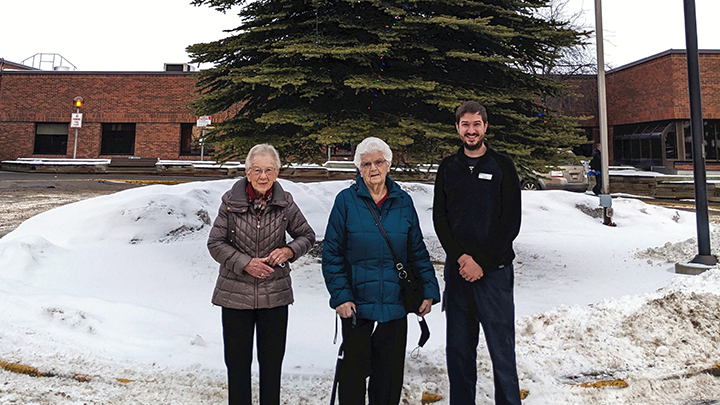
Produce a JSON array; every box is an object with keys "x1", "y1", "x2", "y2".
[
  {"x1": 0, "y1": 171, "x2": 233, "y2": 238},
  {"x1": 0, "y1": 171, "x2": 225, "y2": 192}
]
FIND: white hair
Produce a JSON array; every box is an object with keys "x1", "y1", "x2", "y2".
[
  {"x1": 353, "y1": 137, "x2": 393, "y2": 169},
  {"x1": 246, "y1": 144, "x2": 281, "y2": 169}
]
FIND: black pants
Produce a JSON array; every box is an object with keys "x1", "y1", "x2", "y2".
[
  {"x1": 445, "y1": 264, "x2": 521, "y2": 405},
  {"x1": 593, "y1": 172, "x2": 602, "y2": 195},
  {"x1": 338, "y1": 316, "x2": 408, "y2": 405},
  {"x1": 222, "y1": 306, "x2": 289, "y2": 405}
]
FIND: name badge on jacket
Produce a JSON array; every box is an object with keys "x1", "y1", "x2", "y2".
[{"x1": 477, "y1": 172, "x2": 493, "y2": 181}]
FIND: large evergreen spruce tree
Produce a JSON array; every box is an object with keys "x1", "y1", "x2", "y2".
[{"x1": 188, "y1": 0, "x2": 587, "y2": 170}]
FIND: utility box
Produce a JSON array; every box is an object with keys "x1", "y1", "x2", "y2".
[{"x1": 599, "y1": 194, "x2": 612, "y2": 208}]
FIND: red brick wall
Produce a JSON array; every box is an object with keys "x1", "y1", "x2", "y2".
[
  {"x1": 0, "y1": 72, "x2": 202, "y2": 161},
  {"x1": 0, "y1": 122, "x2": 34, "y2": 160},
  {"x1": 607, "y1": 52, "x2": 720, "y2": 125},
  {"x1": 606, "y1": 54, "x2": 677, "y2": 124},
  {"x1": 135, "y1": 123, "x2": 182, "y2": 157},
  {"x1": 699, "y1": 53, "x2": 720, "y2": 119}
]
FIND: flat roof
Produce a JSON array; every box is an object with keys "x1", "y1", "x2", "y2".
[
  {"x1": 0, "y1": 70, "x2": 198, "y2": 75},
  {"x1": 0, "y1": 58, "x2": 38, "y2": 71}
]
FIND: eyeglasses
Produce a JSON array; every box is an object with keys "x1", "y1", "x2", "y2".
[
  {"x1": 360, "y1": 159, "x2": 387, "y2": 170},
  {"x1": 249, "y1": 167, "x2": 276, "y2": 176}
]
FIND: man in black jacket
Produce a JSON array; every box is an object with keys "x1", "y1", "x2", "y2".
[{"x1": 433, "y1": 101, "x2": 522, "y2": 405}]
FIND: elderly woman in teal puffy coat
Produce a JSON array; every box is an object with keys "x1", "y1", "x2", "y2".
[{"x1": 322, "y1": 137, "x2": 441, "y2": 405}]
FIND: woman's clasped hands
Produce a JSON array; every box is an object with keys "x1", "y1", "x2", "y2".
[{"x1": 244, "y1": 247, "x2": 294, "y2": 279}]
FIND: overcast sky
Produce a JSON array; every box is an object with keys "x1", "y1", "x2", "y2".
[
  {"x1": 569, "y1": 0, "x2": 720, "y2": 69},
  {"x1": 1, "y1": 0, "x2": 719, "y2": 71}
]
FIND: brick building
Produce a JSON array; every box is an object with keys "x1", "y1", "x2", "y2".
[
  {"x1": 568, "y1": 49, "x2": 720, "y2": 170},
  {"x1": 0, "y1": 69, "x2": 217, "y2": 162},
  {"x1": 1, "y1": 50, "x2": 719, "y2": 171}
]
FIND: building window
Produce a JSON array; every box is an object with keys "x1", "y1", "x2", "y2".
[
  {"x1": 180, "y1": 123, "x2": 200, "y2": 155},
  {"x1": 704, "y1": 120, "x2": 720, "y2": 161},
  {"x1": 665, "y1": 123, "x2": 677, "y2": 159},
  {"x1": 613, "y1": 121, "x2": 671, "y2": 168},
  {"x1": 684, "y1": 121, "x2": 692, "y2": 160},
  {"x1": 631, "y1": 139, "x2": 641, "y2": 159},
  {"x1": 101, "y1": 123, "x2": 136, "y2": 155},
  {"x1": 678, "y1": 119, "x2": 720, "y2": 161},
  {"x1": 34, "y1": 123, "x2": 68, "y2": 155},
  {"x1": 651, "y1": 137, "x2": 662, "y2": 161},
  {"x1": 180, "y1": 123, "x2": 215, "y2": 156}
]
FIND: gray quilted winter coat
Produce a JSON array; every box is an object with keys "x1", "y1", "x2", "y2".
[{"x1": 207, "y1": 178, "x2": 316, "y2": 309}]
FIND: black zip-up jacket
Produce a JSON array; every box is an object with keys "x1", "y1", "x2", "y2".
[
  {"x1": 433, "y1": 146, "x2": 521, "y2": 273},
  {"x1": 590, "y1": 147, "x2": 602, "y2": 172}
]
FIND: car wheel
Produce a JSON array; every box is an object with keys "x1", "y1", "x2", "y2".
[{"x1": 521, "y1": 180, "x2": 540, "y2": 191}]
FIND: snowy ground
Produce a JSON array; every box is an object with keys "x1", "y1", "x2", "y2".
[{"x1": 0, "y1": 178, "x2": 719, "y2": 404}]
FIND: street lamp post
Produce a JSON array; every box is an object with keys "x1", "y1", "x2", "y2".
[
  {"x1": 594, "y1": 0, "x2": 615, "y2": 226},
  {"x1": 679, "y1": 0, "x2": 717, "y2": 270},
  {"x1": 196, "y1": 116, "x2": 212, "y2": 162},
  {"x1": 71, "y1": 96, "x2": 83, "y2": 159}
]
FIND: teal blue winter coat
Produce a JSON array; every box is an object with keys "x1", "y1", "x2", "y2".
[{"x1": 322, "y1": 175, "x2": 441, "y2": 323}]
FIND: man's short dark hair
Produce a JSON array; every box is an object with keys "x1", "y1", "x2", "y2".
[{"x1": 455, "y1": 101, "x2": 488, "y2": 124}]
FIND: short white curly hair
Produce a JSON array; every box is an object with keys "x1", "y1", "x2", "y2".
[
  {"x1": 353, "y1": 137, "x2": 392, "y2": 169},
  {"x1": 246, "y1": 144, "x2": 281, "y2": 169}
]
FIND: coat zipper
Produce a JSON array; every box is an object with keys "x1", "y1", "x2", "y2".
[
  {"x1": 377, "y1": 202, "x2": 384, "y2": 308},
  {"x1": 254, "y1": 215, "x2": 261, "y2": 309}
]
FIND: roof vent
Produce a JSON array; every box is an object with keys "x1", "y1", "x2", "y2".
[{"x1": 164, "y1": 63, "x2": 195, "y2": 72}]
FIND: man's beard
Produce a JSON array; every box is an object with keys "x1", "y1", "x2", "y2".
[{"x1": 464, "y1": 140, "x2": 483, "y2": 151}]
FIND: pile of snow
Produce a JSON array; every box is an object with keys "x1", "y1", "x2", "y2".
[
  {"x1": 1, "y1": 180, "x2": 719, "y2": 404},
  {"x1": 635, "y1": 228, "x2": 720, "y2": 264}
]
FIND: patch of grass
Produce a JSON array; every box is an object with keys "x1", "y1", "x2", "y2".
[
  {"x1": 578, "y1": 379, "x2": 628, "y2": 388},
  {"x1": 0, "y1": 360, "x2": 48, "y2": 377}
]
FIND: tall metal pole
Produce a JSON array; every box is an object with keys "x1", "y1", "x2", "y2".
[
  {"x1": 594, "y1": 0, "x2": 614, "y2": 226},
  {"x1": 200, "y1": 127, "x2": 205, "y2": 161},
  {"x1": 72, "y1": 106, "x2": 79, "y2": 159},
  {"x1": 594, "y1": 0, "x2": 609, "y2": 196},
  {"x1": 683, "y1": 0, "x2": 716, "y2": 265}
]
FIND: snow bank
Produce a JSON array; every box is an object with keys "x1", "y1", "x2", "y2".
[{"x1": 1, "y1": 181, "x2": 718, "y2": 404}]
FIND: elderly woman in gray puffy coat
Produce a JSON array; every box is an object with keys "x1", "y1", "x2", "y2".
[{"x1": 207, "y1": 143, "x2": 316, "y2": 405}]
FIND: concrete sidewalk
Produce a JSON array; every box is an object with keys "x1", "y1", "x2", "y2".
[
  {"x1": 609, "y1": 168, "x2": 720, "y2": 202},
  {"x1": 7, "y1": 158, "x2": 720, "y2": 200},
  {"x1": 0, "y1": 158, "x2": 439, "y2": 182},
  {"x1": 1, "y1": 158, "x2": 243, "y2": 177}
]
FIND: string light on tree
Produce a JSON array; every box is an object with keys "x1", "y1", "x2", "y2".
[{"x1": 369, "y1": 12, "x2": 404, "y2": 110}]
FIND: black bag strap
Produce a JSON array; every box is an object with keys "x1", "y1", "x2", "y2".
[
  {"x1": 362, "y1": 198, "x2": 429, "y2": 352},
  {"x1": 362, "y1": 198, "x2": 408, "y2": 280}
]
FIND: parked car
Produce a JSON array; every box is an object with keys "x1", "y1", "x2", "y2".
[{"x1": 520, "y1": 153, "x2": 589, "y2": 192}]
